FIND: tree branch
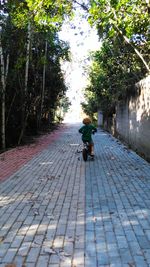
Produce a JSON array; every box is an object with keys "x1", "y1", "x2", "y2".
[{"x1": 112, "y1": 9, "x2": 150, "y2": 73}]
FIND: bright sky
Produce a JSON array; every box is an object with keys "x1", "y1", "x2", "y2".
[{"x1": 59, "y1": 7, "x2": 100, "y2": 122}]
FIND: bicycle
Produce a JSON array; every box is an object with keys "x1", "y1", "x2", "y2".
[
  {"x1": 79, "y1": 128, "x2": 96, "y2": 161},
  {"x1": 82, "y1": 141, "x2": 94, "y2": 161},
  {"x1": 82, "y1": 130, "x2": 96, "y2": 161}
]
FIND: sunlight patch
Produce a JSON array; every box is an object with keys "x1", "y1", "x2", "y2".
[
  {"x1": 40, "y1": 162, "x2": 53, "y2": 165},
  {"x1": 70, "y1": 143, "x2": 80, "y2": 146}
]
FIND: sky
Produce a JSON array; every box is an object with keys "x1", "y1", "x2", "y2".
[{"x1": 59, "y1": 6, "x2": 100, "y2": 122}]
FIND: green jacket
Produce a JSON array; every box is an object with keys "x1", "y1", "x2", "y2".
[{"x1": 79, "y1": 124, "x2": 97, "y2": 142}]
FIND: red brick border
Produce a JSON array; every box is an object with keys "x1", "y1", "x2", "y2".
[{"x1": 0, "y1": 125, "x2": 66, "y2": 182}]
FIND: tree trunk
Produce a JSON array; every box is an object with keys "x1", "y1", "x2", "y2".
[
  {"x1": 39, "y1": 39, "x2": 48, "y2": 127},
  {"x1": 0, "y1": 29, "x2": 9, "y2": 150},
  {"x1": 25, "y1": 22, "x2": 31, "y2": 95},
  {"x1": 18, "y1": 21, "x2": 31, "y2": 145},
  {"x1": 6, "y1": 92, "x2": 16, "y2": 125},
  {"x1": 115, "y1": 25, "x2": 150, "y2": 72}
]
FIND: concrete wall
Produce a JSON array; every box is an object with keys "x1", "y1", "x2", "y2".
[
  {"x1": 98, "y1": 110, "x2": 103, "y2": 126},
  {"x1": 115, "y1": 75, "x2": 150, "y2": 160}
]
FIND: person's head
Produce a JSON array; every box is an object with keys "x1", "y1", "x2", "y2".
[{"x1": 82, "y1": 117, "x2": 91, "y2": 125}]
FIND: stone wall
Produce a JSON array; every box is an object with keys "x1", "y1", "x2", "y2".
[{"x1": 115, "y1": 75, "x2": 150, "y2": 160}]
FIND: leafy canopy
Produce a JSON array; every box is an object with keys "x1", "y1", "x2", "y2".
[
  {"x1": 9, "y1": 0, "x2": 73, "y2": 30},
  {"x1": 88, "y1": 0, "x2": 149, "y2": 39}
]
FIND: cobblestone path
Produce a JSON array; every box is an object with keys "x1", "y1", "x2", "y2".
[
  {"x1": 0, "y1": 123, "x2": 150, "y2": 267},
  {"x1": 0, "y1": 125, "x2": 65, "y2": 182}
]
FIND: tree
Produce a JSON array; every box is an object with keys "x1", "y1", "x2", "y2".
[
  {"x1": 83, "y1": 33, "x2": 148, "y2": 118},
  {"x1": 0, "y1": 0, "x2": 72, "y2": 149},
  {"x1": 82, "y1": 0, "x2": 150, "y2": 118},
  {"x1": 0, "y1": 2, "x2": 10, "y2": 150},
  {"x1": 88, "y1": 0, "x2": 150, "y2": 72}
]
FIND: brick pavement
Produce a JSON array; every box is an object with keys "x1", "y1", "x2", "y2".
[
  {"x1": 0, "y1": 123, "x2": 150, "y2": 267},
  {"x1": 0, "y1": 125, "x2": 66, "y2": 182}
]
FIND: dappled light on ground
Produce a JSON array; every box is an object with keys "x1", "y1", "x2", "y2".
[{"x1": 1, "y1": 124, "x2": 150, "y2": 266}]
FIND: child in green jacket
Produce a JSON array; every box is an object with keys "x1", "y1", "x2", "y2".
[{"x1": 79, "y1": 117, "x2": 97, "y2": 156}]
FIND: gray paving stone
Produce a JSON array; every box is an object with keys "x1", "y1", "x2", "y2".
[
  {"x1": 110, "y1": 264, "x2": 123, "y2": 267},
  {"x1": 0, "y1": 243, "x2": 10, "y2": 257},
  {"x1": 105, "y1": 231, "x2": 117, "y2": 244},
  {"x1": 26, "y1": 247, "x2": 41, "y2": 263},
  {"x1": 124, "y1": 229, "x2": 137, "y2": 242},
  {"x1": 97, "y1": 251, "x2": 110, "y2": 265},
  {"x1": 0, "y1": 124, "x2": 150, "y2": 267},
  {"x1": 133, "y1": 255, "x2": 148, "y2": 267},
  {"x1": 10, "y1": 235, "x2": 24, "y2": 248},
  {"x1": 119, "y1": 248, "x2": 133, "y2": 264},
  {"x1": 18, "y1": 242, "x2": 32, "y2": 256},
  {"x1": 13, "y1": 255, "x2": 25, "y2": 267},
  {"x1": 50, "y1": 254, "x2": 60, "y2": 264},
  {"x1": 1, "y1": 248, "x2": 17, "y2": 263},
  {"x1": 85, "y1": 255, "x2": 97, "y2": 267},
  {"x1": 48, "y1": 264, "x2": 59, "y2": 267},
  {"x1": 136, "y1": 235, "x2": 150, "y2": 249}
]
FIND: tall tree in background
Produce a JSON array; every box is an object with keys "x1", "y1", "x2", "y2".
[
  {"x1": 0, "y1": 0, "x2": 72, "y2": 149},
  {"x1": 82, "y1": 0, "x2": 150, "y2": 117},
  {"x1": 88, "y1": 0, "x2": 150, "y2": 71},
  {"x1": 0, "y1": 2, "x2": 10, "y2": 150},
  {"x1": 40, "y1": 39, "x2": 48, "y2": 128},
  {"x1": 10, "y1": 0, "x2": 67, "y2": 144},
  {"x1": 18, "y1": 20, "x2": 32, "y2": 145}
]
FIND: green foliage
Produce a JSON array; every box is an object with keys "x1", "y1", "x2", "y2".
[
  {"x1": 82, "y1": 0, "x2": 150, "y2": 117},
  {"x1": 60, "y1": 96, "x2": 71, "y2": 114},
  {"x1": 88, "y1": 0, "x2": 149, "y2": 40},
  {"x1": 83, "y1": 35, "x2": 148, "y2": 116},
  {"x1": 9, "y1": 0, "x2": 73, "y2": 30},
  {"x1": 0, "y1": 0, "x2": 72, "y2": 148}
]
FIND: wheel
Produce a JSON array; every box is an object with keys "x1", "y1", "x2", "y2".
[
  {"x1": 90, "y1": 155, "x2": 94, "y2": 160},
  {"x1": 82, "y1": 148, "x2": 88, "y2": 161},
  {"x1": 88, "y1": 144, "x2": 92, "y2": 155}
]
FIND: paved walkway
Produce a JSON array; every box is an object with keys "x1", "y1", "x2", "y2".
[
  {"x1": 0, "y1": 123, "x2": 150, "y2": 267},
  {"x1": 0, "y1": 125, "x2": 66, "y2": 182}
]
